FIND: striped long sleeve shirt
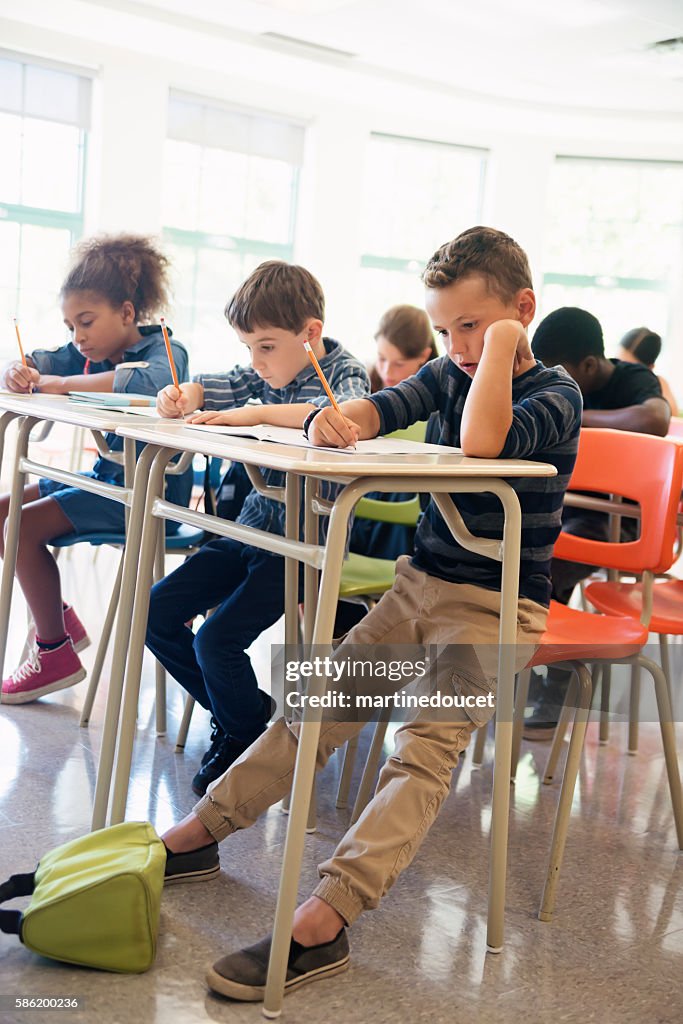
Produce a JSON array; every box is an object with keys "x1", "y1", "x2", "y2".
[
  {"x1": 194, "y1": 338, "x2": 370, "y2": 539},
  {"x1": 368, "y1": 357, "x2": 583, "y2": 607}
]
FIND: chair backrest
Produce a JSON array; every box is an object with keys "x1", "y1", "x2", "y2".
[
  {"x1": 353, "y1": 422, "x2": 427, "y2": 526},
  {"x1": 667, "y1": 417, "x2": 683, "y2": 439},
  {"x1": 553, "y1": 428, "x2": 683, "y2": 575}
]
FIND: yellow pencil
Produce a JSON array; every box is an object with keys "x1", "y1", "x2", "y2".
[
  {"x1": 160, "y1": 317, "x2": 180, "y2": 391},
  {"x1": 13, "y1": 317, "x2": 33, "y2": 394}
]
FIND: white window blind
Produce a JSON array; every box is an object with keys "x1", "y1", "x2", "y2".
[
  {"x1": 0, "y1": 55, "x2": 91, "y2": 130},
  {"x1": 168, "y1": 94, "x2": 304, "y2": 165}
]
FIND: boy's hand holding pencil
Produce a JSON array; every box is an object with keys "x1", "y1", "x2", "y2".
[
  {"x1": 307, "y1": 406, "x2": 361, "y2": 449},
  {"x1": 156, "y1": 381, "x2": 204, "y2": 418}
]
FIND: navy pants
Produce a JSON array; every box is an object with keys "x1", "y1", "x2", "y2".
[{"x1": 146, "y1": 538, "x2": 292, "y2": 744}]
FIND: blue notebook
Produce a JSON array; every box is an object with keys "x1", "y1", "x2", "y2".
[{"x1": 68, "y1": 392, "x2": 155, "y2": 407}]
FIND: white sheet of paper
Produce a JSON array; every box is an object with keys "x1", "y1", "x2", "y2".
[{"x1": 183, "y1": 422, "x2": 460, "y2": 456}]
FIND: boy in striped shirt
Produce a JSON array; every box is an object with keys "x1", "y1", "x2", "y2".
[
  {"x1": 161, "y1": 228, "x2": 583, "y2": 1004},
  {"x1": 147, "y1": 261, "x2": 369, "y2": 795}
]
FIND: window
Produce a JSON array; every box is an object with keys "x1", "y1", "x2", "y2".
[
  {"x1": 541, "y1": 157, "x2": 683, "y2": 360},
  {"x1": 0, "y1": 55, "x2": 90, "y2": 359},
  {"x1": 163, "y1": 94, "x2": 304, "y2": 373},
  {"x1": 358, "y1": 133, "x2": 488, "y2": 355}
]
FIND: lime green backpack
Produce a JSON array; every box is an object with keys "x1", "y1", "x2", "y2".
[{"x1": 0, "y1": 821, "x2": 165, "y2": 973}]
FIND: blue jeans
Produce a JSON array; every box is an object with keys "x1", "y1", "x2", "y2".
[{"x1": 146, "y1": 538, "x2": 293, "y2": 744}]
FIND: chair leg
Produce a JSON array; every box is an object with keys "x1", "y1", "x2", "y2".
[
  {"x1": 599, "y1": 662, "x2": 611, "y2": 745},
  {"x1": 660, "y1": 635, "x2": 673, "y2": 705},
  {"x1": 350, "y1": 715, "x2": 390, "y2": 825},
  {"x1": 539, "y1": 662, "x2": 592, "y2": 922},
  {"x1": 542, "y1": 674, "x2": 578, "y2": 785},
  {"x1": 472, "y1": 723, "x2": 488, "y2": 767},
  {"x1": 336, "y1": 735, "x2": 359, "y2": 809},
  {"x1": 175, "y1": 694, "x2": 196, "y2": 751},
  {"x1": 628, "y1": 661, "x2": 641, "y2": 755},
  {"x1": 511, "y1": 670, "x2": 530, "y2": 782},
  {"x1": 637, "y1": 654, "x2": 683, "y2": 849},
  {"x1": 79, "y1": 551, "x2": 125, "y2": 727}
]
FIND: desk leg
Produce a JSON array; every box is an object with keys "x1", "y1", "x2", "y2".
[
  {"x1": 284, "y1": 472, "x2": 300, "y2": 649},
  {"x1": 0, "y1": 411, "x2": 17, "y2": 483},
  {"x1": 0, "y1": 416, "x2": 36, "y2": 677},
  {"x1": 263, "y1": 497, "x2": 349, "y2": 1020},
  {"x1": 487, "y1": 485, "x2": 522, "y2": 954},
  {"x1": 91, "y1": 443, "x2": 159, "y2": 830},
  {"x1": 109, "y1": 448, "x2": 174, "y2": 825}
]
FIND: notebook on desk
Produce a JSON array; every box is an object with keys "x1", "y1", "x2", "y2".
[
  {"x1": 68, "y1": 392, "x2": 156, "y2": 407},
  {"x1": 183, "y1": 422, "x2": 460, "y2": 456}
]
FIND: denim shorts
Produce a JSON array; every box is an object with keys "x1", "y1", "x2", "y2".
[{"x1": 39, "y1": 471, "x2": 180, "y2": 539}]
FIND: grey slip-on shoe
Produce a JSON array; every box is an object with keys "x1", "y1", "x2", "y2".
[{"x1": 206, "y1": 929, "x2": 350, "y2": 1002}]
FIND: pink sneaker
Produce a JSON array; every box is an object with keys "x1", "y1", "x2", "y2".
[
  {"x1": 1, "y1": 641, "x2": 86, "y2": 704},
  {"x1": 27, "y1": 605, "x2": 91, "y2": 655}
]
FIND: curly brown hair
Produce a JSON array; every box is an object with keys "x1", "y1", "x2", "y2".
[
  {"x1": 422, "y1": 226, "x2": 532, "y2": 302},
  {"x1": 60, "y1": 234, "x2": 171, "y2": 322}
]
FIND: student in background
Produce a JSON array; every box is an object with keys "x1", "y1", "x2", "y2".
[
  {"x1": 617, "y1": 326, "x2": 678, "y2": 416},
  {"x1": 526, "y1": 306, "x2": 671, "y2": 737},
  {"x1": 351, "y1": 305, "x2": 438, "y2": 558},
  {"x1": 0, "y1": 234, "x2": 192, "y2": 705},
  {"x1": 158, "y1": 227, "x2": 581, "y2": 1005},
  {"x1": 369, "y1": 304, "x2": 438, "y2": 392},
  {"x1": 147, "y1": 261, "x2": 369, "y2": 797}
]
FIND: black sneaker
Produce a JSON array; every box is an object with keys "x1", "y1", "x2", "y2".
[
  {"x1": 206, "y1": 929, "x2": 350, "y2": 1002},
  {"x1": 192, "y1": 735, "x2": 253, "y2": 796},
  {"x1": 164, "y1": 841, "x2": 220, "y2": 885},
  {"x1": 522, "y1": 669, "x2": 569, "y2": 740},
  {"x1": 201, "y1": 717, "x2": 226, "y2": 768}
]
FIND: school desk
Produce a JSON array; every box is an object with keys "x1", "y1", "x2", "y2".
[
  {"x1": 0, "y1": 394, "x2": 146, "y2": 675},
  {"x1": 97, "y1": 418, "x2": 554, "y2": 1015}
]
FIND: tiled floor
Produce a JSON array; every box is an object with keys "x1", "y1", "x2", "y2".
[{"x1": 1, "y1": 544, "x2": 682, "y2": 1023}]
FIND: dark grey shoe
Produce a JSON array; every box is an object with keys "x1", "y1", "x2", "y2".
[
  {"x1": 206, "y1": 929, "x2": 350, "y2": 1002},
  {"x1": 164, "y1": 841, "x2": 220, "y2": 885}
]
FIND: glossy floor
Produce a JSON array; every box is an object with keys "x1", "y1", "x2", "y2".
[{"x1": 0, "y1": 545, "x2": 682, "y2": 1024}]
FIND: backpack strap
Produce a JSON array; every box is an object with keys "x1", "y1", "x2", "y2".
[{"x1": 0, "y1": 872, "x2": 35, "y2": 935}]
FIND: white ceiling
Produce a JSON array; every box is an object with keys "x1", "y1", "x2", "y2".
[{"x1": 86, "y1": 0, "x2": 683, "y2": 114}]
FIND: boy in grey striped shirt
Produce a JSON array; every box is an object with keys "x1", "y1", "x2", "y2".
[
  {"x1": 161, "y1": 229, "x2": 582, "y2": 1004},
  {"x1": 147, "y1": 261, "x2": 369, "y2": 795}
]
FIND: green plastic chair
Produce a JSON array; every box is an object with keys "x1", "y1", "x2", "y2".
[{"x1": 338, "y1": 422, "x2": 427, "y2": 604}]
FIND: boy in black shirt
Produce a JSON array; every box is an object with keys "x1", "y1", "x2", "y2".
[{"x1": 525, "y1": 306, "x2": 671, "y2": 736}]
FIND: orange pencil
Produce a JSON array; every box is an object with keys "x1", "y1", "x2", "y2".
[
  {"x1": 13, "y1": 317, "x2": 33, "y2": 394},
  {"x1": 303, "y1": 340, "x2": 356, "y2": 448},
  {"x1": 160, "y1": 317, "x2": 179, "y2": 391},
  {"x1": 303, "y1": 340, "x2": 343, "y2": 415}
]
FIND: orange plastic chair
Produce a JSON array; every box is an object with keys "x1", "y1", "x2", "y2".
[
  {"x1": 512, "y1": 428, "x2": 683, "y2": 922},
  {"x1": 582, "y1": 429, "x2": 683, "y2": 750}
]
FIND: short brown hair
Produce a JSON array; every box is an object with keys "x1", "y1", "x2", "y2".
[
  {"x1": 61, "y1": 234, "x2": 171, "y2": 322},
  {"x1": 422, "y1": 226, "x2": 532, "y2": 301},
  {"x1": 225, "y1": 260, "x2": 325, "y2": 334},
  {"x1": 375, "y1": 304, "x2": 438, "y2": 360}
]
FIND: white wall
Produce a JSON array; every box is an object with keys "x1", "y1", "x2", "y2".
[{"x1": 2, "y1": 0, "x2": 683, "y2": 382}]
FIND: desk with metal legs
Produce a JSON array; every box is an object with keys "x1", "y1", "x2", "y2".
[
  {"x1": 0, "y1": 394, "x2": 143, "y2": 680},
  {"x1": 100, "y1": 419, "x2": 553, "y2": 1017}
]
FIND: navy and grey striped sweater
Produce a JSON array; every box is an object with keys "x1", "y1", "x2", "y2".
[{"x1": 369, "y1": 357, "x2": 582, "y2": 607}]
